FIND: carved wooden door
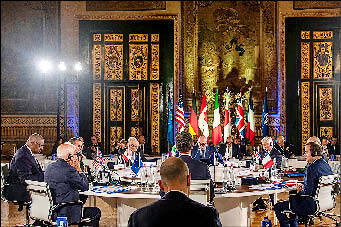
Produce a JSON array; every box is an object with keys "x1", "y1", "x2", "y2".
[{"x1": 286, "y1": 17, "x2": 340, "y2": 154}]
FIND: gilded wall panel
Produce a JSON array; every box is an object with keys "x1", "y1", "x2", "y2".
[
  {"x1": 93, "y1": 33, "x2": 101, "y2": 41},
  {"x1": 129, "y1": 44, "x2": 148, "y2": 80},
  {"x1": 104, "y1": 34, "x2": 123, "y2": 42},
  {"x1": 313, "y1": 42, "x2": 333, "y2": 79},
  {"x1": 150, "y1": 83, "x2": 160, "y2": 154},
  {"x1": 110, "y1": 89, "x2": 123, "y2": 121},
  {"x1": 131, "y1": 89, "x2": 142, "y2": 121},
  {"x1": 301, "y1": 31, "x2": 310, "y2": 39},
  {"x1": 110, "y1": 126, "x2": 122, "y2": 152},
  {"x1": 129, "y1": 34, "x2": 148, "y2": 42},
  {"x1": 93, "y1": 83, "x2": 102, "y2": 142},
  {"x1": 131, "y1": 127, "x2": 142, "y2": 138},
  {"x1": 150, "y1": 44, "x2": 160, "y2": 80},
  {"x1": 92, "y1": 44, "x2": 102, "y2": 80},
  {"x1": 151, "y1": 34, "x2": 160, "y2": 42},
  {"x1": 301, "y1": 42, "x2": 310, "y2": 79},
  {"x1": 320, "y1": 127, "x2": 333, "y2": 138},
  {"x1": 104, "y1": 44, "x2": 123, "y2": 80},
  {"x1": 313, "y1": 31, "x2": 333, "y2": 40},
  {"x1": 301, "y1": 82, "x2": 310, "y2": 152},
  {"x1": 319, "y1": 87, "x2": 333, "y2": 121}
]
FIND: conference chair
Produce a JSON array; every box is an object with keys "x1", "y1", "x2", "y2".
[
  {"x1": 189, "y1": 179, "x2": 211, "y2": 206},
  {"x1": 1, "y1": 163, "x2": 30, "y2": 225},
  {"x1": 25, "y1": 180, "x2": 92, "y2": 226},
  {"x1": 284, "y1": 174, "x2": 340, "y2": 226}
]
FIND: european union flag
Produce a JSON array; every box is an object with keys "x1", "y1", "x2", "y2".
[
  {"x1": 131, "y1": 153, "x2": 143, "y2": 175},
  {"x1": 167, "y1": 96, "x2": 174, "y2": 145},
  {"x1": 262, "y1": 89, "x2": 269, "y2": 137}
]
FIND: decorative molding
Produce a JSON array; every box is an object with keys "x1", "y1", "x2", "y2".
[
  {"x1": 86, "y1": 1, "x2": 166, "y2": 11},
  {"x1": 301, "y1": 82, "x2": 310, "y2": 152},
  {"x1": 1, "y1": 115, "x2": 57, "y2": 127},
  {"x1": 104, "y1": 44, "x2": 123, "y2": 80},
  {"x1": 93, "y1": 83, "x2": 102, "y2": 142},
  {"x1": 319, "y1": 87, "x2": 333, "y2": 121},
  {"x1": 150, "y1": 83, "x2": 160, "y2": 154}
]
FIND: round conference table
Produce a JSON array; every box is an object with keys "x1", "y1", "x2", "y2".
[{"x1": 81, "y1": 165, "x2": 297, "y2": 227}]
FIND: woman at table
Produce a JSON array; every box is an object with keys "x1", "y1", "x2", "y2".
[{"x1": 274, "y1": 141, "x2": 333, "y2": 227}]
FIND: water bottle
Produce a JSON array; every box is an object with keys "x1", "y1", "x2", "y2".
[
  {"x1": 109, "y1": 154, "x2": 114, "y2": 159},
  {"x1": 56, "y1": 215, "x2": 68, "y2": 227},
  {"x1": 52, "y1": 154, "x2": 55, "y2": 160},
  {"x1": 261, "y1": 216, "x2": 272, "y2": 227},
  {"x1": 331, "y1": 154, "x2": 335, "y2": 161}
]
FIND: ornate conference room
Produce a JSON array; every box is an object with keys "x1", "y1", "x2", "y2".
[{"x1": 1, "y1": 1, "x2": 340, "y2": 226}]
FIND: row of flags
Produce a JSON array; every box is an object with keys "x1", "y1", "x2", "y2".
[{"x1": 167, "y1": 88, "x2": 270, "y2": 146}]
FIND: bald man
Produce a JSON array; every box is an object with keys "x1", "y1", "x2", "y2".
[
  {"x1": 274, "y1": 136, "x2": 295, "y2": 158},
  {"x1": 128, "y1": 157, "x2": 222, "y2": 227},
  {"x1": 6, "y1": 133, "x2": 45, "y2": 210},
  {"x1": 45, "y1": 143, "x2": 101, "y2": 226}
]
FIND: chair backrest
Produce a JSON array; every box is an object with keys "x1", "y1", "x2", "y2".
[
  {"x1": 1, "y1": 163, "x2": 10, "y2": 199},
  {"x1": 315, "y1": 174, "x2": 337, "y2": 212},
  {"x1": 189, "y1": 179, "x2": 210, "y2": 205},
  {"x1": 25, "y1": 180, "x2": 54, "y2": 222}
]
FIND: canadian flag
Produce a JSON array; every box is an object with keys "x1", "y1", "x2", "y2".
[
  {"x1": 198, "y1": 91, "x2": 209, "y2": 143},
  {"x1": 262, "y1": 153, "x2": 274, "y2": 169},
  {"x1": 224, "y1": 92, "x2": 232, "y2": 143}
]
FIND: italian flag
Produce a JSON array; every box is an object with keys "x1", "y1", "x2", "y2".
[
  {"x1": 212, "y1": 89, "x2": 222, "y2": 146},
  {"x1": 198, "y1": 91, "x2": 209, "y2": 143},
  {"x1": 224, "y1": 91, "x2": 232, "y2": 143}
]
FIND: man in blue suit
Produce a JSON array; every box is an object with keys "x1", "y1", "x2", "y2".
[
  {"x1": 192, "y1": 135, "x2": 224, "y2": 165},
  {"x1": 128, "y1": 157, "x2": 222, "y2": 227},
  {"x1": 175, "y1": 132, "x2": 215, "y2": 202},
  {"x1": 45, "y1": 143, "x2": 101, "y2": 226},
  {"x1": 274, "y1": 141, "x2": 333, "y2": 226},
  {"x1": 5, "y1": 133, "x2": 45, "y2": 210}
]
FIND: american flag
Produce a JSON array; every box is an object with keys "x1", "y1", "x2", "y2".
[
  {"x1": 175, "y1": 95, "x2": 185, "y2": 134},
  {"x1": 254, "y1": 148, "x2": 261, "y2": 162}
]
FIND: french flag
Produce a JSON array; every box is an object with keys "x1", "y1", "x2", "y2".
[{"x1": 262, "y1": 153, "x2": 274, "y2": 169}]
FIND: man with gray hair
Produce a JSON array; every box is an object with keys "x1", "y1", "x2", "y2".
[
  {"x1": 128, "y1": 157, "x2": 222, "y2": 227},
  {"x1": 45, "y1": 143, "x2": 101, "y2": 226},
  {"x1": 5, "y1": 133, "x2": 45, "y2": 210},
  {"x1": 261, "y1": 136, "x2": 282, "y2": 169}
]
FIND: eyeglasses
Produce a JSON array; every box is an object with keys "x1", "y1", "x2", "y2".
[{"x1": 199, "y1": 143, "x2": 206, "y2": 146}]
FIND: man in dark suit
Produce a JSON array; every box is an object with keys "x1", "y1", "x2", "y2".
[
  {"x1": 275, "y1": 136, "x2": 295, "y2": 158},
  {"x1": 177, "y1": 132, "x2": 215, "y2": 202},
  {"x1": 321, "y1": 137, "x2": 333, "y2": 160},
  {"x1": 84, "y1": 135, "x2": 103, "y2": 160},
  {"x1": 274, "y1": 141, "x2": 333, "y2": 226},
  {"x1": 128, "y1": 156, "x2": 222, "y2": 227},
  {"x1": 192, "y1": 135, "x2": 224, "y2": 165},
  {"x1": 44, "y1": 143, "x2": 101, "y2": 226},
  {"x1": 5, "y1": 133, "x2": 45, "y2": 210},
  {"x1": 329, "y1": 137, "x2": 339, "y2": 156},
  {"x1": 233, "y1": 137, "x2": 245, "y2": 160},
  {"x1": 138, "y1": 135, "x2": 152, "y2": 156},
  {"x1": 218, "y1": 136, "x2": 234, "y2": 159}
]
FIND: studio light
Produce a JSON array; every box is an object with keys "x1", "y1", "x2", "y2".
[
  {"x1": 74, "y1": 62, "x2": 82, "y2": 71},
  {"x1": 38, "y1": 60, "x2": 52, "y2": 73},
  {"x1": 58, "y1": 61, "x2": 66, "y2": 71}
]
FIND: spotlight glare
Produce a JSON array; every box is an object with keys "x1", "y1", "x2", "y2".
[
  {"x1": 74, "y1": 62, "x2": 82, "y2": 72},
  {"x1": 58, "y1": 62, "x2": 66, "y2": 71},
  {"x1": 38, "y1": 60, "x2": 52, "y2": 73}
]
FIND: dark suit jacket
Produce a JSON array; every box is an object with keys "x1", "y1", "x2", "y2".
[
  {"x1": 180, "y1": 155, "x2": 215, "y2": 202},
  {"x1": 218, "y1": 144, "x2": 243, "y2": 160},
  {"x1": 84, "y1": 142, "x2": 103, "y2": 159},
  {"x1": 128, "y1": 191, "x2": 222, "y2": 227},
  {"x1": 328, "y1": 144, "x2": 340, "y2": 156},
  {"x1": 191, "y1": 145, "x2": 224, "y2": 165},
  {"x1": 6, "y1": 145, "x2": 44, "y2": 202},
  {"x1": 44, "y1": 158, "x2": 89, "y2": 224},
  {"x1": 139, "y1": 143, "x2": 152, "y2": 155},
  {"x1": 274, "y1": 142, "x2": 295, "y2": 158}
]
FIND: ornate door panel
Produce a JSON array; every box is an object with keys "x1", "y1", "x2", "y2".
[
  {"x1": 286, "y1": 17, "x2": 340, "y2": 154},
  {"x1": 105, "y1": 85, "x2": 146, "y2": 153}
]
